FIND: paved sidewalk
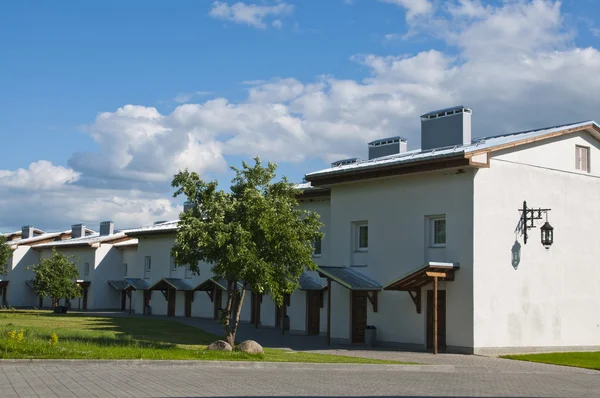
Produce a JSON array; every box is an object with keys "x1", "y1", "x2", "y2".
[{"x1": 0, "y1": 360, "x2": 599, "y2": 397}]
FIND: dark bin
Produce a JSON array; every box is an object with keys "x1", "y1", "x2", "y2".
[{"x1": 365, "y1": 325, "x2": 377, "y2": 346}]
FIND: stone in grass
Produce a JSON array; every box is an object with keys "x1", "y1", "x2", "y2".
[
  {"x1": 207, "y1": 340, "x2": 233, "y2": 352},
  {"x1": 236, "y1": 340, "x2": 264, "y2": 355}
]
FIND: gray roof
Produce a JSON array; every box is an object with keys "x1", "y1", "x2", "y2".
[
  {"x1": 317, "y1": 266, "x2": 382, "y2": 291},
  {"x1": 125, "y1": 220, "x2": 179, "y2": 236},
  {"x1": 421, "y1": 105, "x2": 469, "y2": 118},
  {"x1": 195, "y1": 278, "x2": 244, "y2": 291},
  {"x1": 306, "y1": 121, "x2": 600, "y2": 179},
  {"x1": 368, "y1": 136, "x2": 406, "y2": 145},
  {"x1": 8, "y1": 231, "x2": 68, "y2": 247},
  {"x1": 34, "y1": 232, "x2": 132, "y2": 248},
  {"x1": 108, "y1": 280, "x2": 129, "y2": 291},
  {"x1": 149, "y1": 278, "x2": 194, "y2": 291},
  {"x1": 299, "y1": 273, "x2": 326, "y2": 290},
  {"x1": 124, "y1": 278, "x2": 150, "y2": 290}
]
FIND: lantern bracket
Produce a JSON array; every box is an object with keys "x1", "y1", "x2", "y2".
[{"x1": 518, "y1": 201, "x2": 551, "y2": 245}]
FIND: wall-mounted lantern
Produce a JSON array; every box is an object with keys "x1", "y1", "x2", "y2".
[{"x1": 518, "y1": 201, "x2": 553, "y2": 249}]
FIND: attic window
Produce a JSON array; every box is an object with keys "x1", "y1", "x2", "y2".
[{"x1": 576, "y1": 145, "x2": 590, "y2": 173}]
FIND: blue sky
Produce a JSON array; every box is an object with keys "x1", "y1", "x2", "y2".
[{"x1": 1, "y1": 0, "x2": 600, "y2": 231}]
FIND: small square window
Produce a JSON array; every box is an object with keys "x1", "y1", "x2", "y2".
[
  {"x1": 184, "y1": 265, "x2": 193, "y2": 279},
  {"x1": 430, "y1": 217, "x2": 446, "y2": 247},
  {"x1": 123, "y1": 263, "x2": 128, "y2": 276},
  {"x1": 144, "y1": 256, "x2": 151, "y2": 279},
  {"x1": 170, "y1": 256, "x2": 177, "y2": 272},
  {"x1": 313, "y1": 237, "x2": 322, "y2": 256},
  {"x1": 354, "y1": 222, "x2": 368, "y2": 251},
  {"x1": 83, "y1": 263, "x2": 90, "y2": 277},
  {"x1": 576, "y1": 145, "x2": 590, "y2": 172}
]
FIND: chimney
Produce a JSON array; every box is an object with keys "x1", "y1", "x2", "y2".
[
  {"x1": 99, "y1": 221, "x2": 114, "y2": 236},
  {"x1": 420, "y1": 105, "x2": 472, "y2": 151},
  {"x1": 21, "y1": 226, "x2": 34, "y2": 240},
  {"x1": 368, "y1": 136, "x2": 407, "y2": 160},
  {"x1": 183, "y1": 202, "x2": 194, "y2": 213},
  {"x1": 71, "y1": 224, "x2": 86, "y2": 239}
]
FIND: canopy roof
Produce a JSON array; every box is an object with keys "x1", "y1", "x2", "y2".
[
  {"x1": 108, "y1": 280, "x2": 129, "y2": 291},
  {"x1": 148, "y1": 278, "x2": 194, "y2": 291},
  {"x1": 124, "y1": 278, "x2": 150, "y2": 291},
  {"x1": 299, "y1": 273, "x2": 327, "y2": 291},
  {"x1": 194, "y1": 278, "x2": 244, "y2": 292},
  {"x1": 317, "y1": 266, "x2": 382, "y2": 291},
  {"x1": 384, "y1": 262, "x2": 459, "y2": 291}
]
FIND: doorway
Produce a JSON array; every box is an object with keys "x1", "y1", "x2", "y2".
[
  {"x1": 426, "y1": 290, "x2": 446, "y2": 352},
  {"x1": 184, "y1": 291, "x2": 193, "y2": 318},
  {"x1": 306, "y1": 291, "x2": 321, "y2": 335},
  {"x1": 351, "y1": 291, "x2": 367, "y2": 343},
  {"x1": 121, "y1": 291, "x2": 127, "y2": 311},
  {"x1": 250, "y1": 292, "x2": 261, "y2": 326},
  {"x1": 167, "y1": 288, "x2": 176, "y2": 316}
]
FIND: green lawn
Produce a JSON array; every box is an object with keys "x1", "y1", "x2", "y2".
[
  {"x1": 0, "y1": 310, "x2": 407, "y2": 364},
  {"x1": 502, "y1": 351, "x2": 600, "y2": 371}
]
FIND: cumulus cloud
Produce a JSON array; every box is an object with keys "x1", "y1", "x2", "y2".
[
  {"x1": 0, "y1": 161, "x2": 79, "y2": 190},
  {"x1": 3, "y1": 0, "x2": 600, "y2": 231},
  {"x1": 209, "y1": 1, "x2": 294, "y2": 29},
  {"x1": 379, "y1": 0, "x2": 433, "y2": 19}
]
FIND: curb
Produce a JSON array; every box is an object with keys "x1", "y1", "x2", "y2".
[{"x1": 0, "y1": 359, "x2": 457, "y2": 372}]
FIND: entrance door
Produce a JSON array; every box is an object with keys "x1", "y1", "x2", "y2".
[
  {"x1": 306, "y1": 291, "x2": 321, "y2": 335},
  {"x1": 213, "y1": 288, "x2": 222, "y2": 320},
  {"x1": 184, "y1": 291, "x2": 193, "y2": 318},
  {"x1": 351, "y1": 291, "x2": 368, "y2": 343},
  {"x1": 167, "y1": 289, "x2": 176, "y2": 316},
  {"x1": 426, "y1": 290, "x2": 447, "y2": 351},
  {"x1": 82, "y1": 288, "x2": 88, "y2": 310},
  {"x1": 143, "y1": 290, "x2": 151, "y2": 314},
  {"x1": 250, "y1": 292, "x2": 261, "y2": 326},
  {"x1": 1, "y1": 287, "x2": 7, "y2": 306},
  {"x1": 121, "y1": 291, "x2": 127, "y2": 311}
]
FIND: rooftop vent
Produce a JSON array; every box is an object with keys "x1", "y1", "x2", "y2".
[
  {"x1": 183, "y1": 202, "x2": 194, "y2": 213},
  {"x1": 420, "y1": 105, "x2": 472, "y2": 151},
  {"x1": 331, "y1": 158, "x2": 359, "y2": 168},
  {"x1": 21, "y1": 226, "x2": 34, "y2": 240},
  {"x1": 71, "y1": 224, "x2": 86, "y2": 239},
  {"x1": 368, "y1": 136, "x2": 407, "y2": 160},
  {"x1": 99, "y1": 221, "x2": 114, "y2": 236}
]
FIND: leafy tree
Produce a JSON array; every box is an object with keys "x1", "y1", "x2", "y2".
[
  {"x1": 0, "y1": 236, "x2": 11, "y2": 275},
  {"x1": 27, "y1": 248, "x2": 82, "y2": 307},
  {"x1": 171, "y1": 158, "x2": 323, "y2": 346}
]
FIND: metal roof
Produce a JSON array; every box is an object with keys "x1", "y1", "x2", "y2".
[
  {"x1": 34, "y1": 232, "x2": 131, "y2": 248},
  {"x1": 125, "y1": 220, "x2": 179, "y2": 236},
  {"x1": 384, "y1": 262, "x2": 460, "y2": 291},
  {"x1": 420, "y1": 105, "x2": 469, "y2": 118},
  {"x1": 194, "y1": 278, "x2": 244, "y2": 291},
  {"x1": 113, "y1": 239, "x2": 138, "y2": 248},
  {"x1": 299, "y1": 273, "x2": 326, "y2": 291},
  {"x1": 306, "y1": 121, "x2": 600, "y2": 179},
  {"x1": 368, "y1": 136, "x2": 406, "y2": 146},
  {"x1": 108, "y1": 280, "x2": 129, "y2": 291},
  {"x1": 124, "y1": 278, "x2": 150, "y2": 290},
  {"x1": 317, "y1": 266, "x2": 382, "y2": 291},
  {"x1": 8, "y1": 231, "x2": 68, "y2": 247},
  {"x1": 148, "y1": 278, "x2": 194, "y2": 291}
]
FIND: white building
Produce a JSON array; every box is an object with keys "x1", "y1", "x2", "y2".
[{"x1": 298, "y1": 105, "x2": 600, "y2": 354}]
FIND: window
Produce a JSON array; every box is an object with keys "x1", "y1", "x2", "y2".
[
  {"x1": 123, "y1": 263, "x2": 128, "y2": 276},
  {"x1": 83, "y1": 263, "x2": 90, "y2": 277},
  {"x1": 312, "y1": 237, "x2": 322, "y2": 257},
  {"x1": 184, "y1": 265, "x2": 193, "y2": 279},
  {"x1": 170, "y1": 256, "x2": 177, "y2": 274},
  {"x1": 354, "y1": 222, "x2": 368, "y2": 251},
  {"x1": 576, "y1": 145, "x2": 590, "y2": 172},
  {"x1": 430, "y1": 217, "x2": 446, "y2": 247},
  {"x1": 144, "y1": 256, "x2": 151, "y2": 279}
]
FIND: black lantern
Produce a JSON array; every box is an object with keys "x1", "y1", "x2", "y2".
[{"x1": 540, "y1": 221, "x2": 554, "y2": 249}]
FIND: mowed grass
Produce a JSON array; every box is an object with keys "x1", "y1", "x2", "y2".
[
  {"x1": 0, "y1": 310, "x2": 407, "y2": 364},
  {"x1": 502, "y1": 352, "x2": 600, "y2": 371}
]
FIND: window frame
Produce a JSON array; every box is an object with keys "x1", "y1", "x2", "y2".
[
  {"x1": 123, "y1": 263, "x2": 128, "y2": 276},
  {"x1": 184, "y1": 265, "x2": 193, "y2": 279},
  {"x1": 83, "y1": 262, "x2": 90, "y2": 277},
  {"x1": 312, "y1": 237, "x2": 322, "y2": 257},
  {"x1": 576, "y1": 145, "x2": 591, "y2": 173},
  {"x1": 354, "y1": 222, "x2": 369, "y2": 252},
  {"x1": 429, "y1": 216, "x2": 447, "y2": 248},
  {"x1": 144, "y1": 256, "x2": 151, "y2": 279}
]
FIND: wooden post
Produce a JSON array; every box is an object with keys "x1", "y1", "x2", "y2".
[
  {"x1": 327, "y1": 279, "x2": 332, "y2": 346},
  {"x1": 281, "y1": 303, "x2": 285, "y2": 335},
  {"x1": 433, "y1": 276, "x2": 438, "y2": 355},
  {"x1": 254, "y1": 293, "x2": 259, "y2": 329},
  {"x1": 128, "y1": 290, "x2": 132, "y2": 315}
]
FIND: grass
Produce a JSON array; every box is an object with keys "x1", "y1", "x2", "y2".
[
  {"x1": 0, "y1": 310, "x2": 407, "y2": 364},
  {"x1": 502, "y1": 351, "x2": 600, "y2": 371}
]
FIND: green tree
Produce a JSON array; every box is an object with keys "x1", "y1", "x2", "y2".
[
  {"x1": 171, "y1": 158, "x2": 323, "y2": 346},
  {"x1": 0, "y1": 236, "x2": 11, "y2": 275},
  {"x1": 28, "y1": 248, "x2": 82, "y2": 307}
]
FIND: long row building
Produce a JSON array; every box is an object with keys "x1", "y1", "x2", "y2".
[{"x1": 3, "y1": 105, "x2": 600, "y2": 355}]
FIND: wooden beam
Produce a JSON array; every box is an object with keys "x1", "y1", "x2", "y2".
[
  {"x1": 433, "y1": 276, "x2": 438, "y2": 355},
  {"x1": 426, "y1": 271, "x2": 447, "y2": 278},
  {"x1": 408, "y1": 290, "x2": 421, "y2": 314},
  {"x1": 367, "y1": 291, "x2": 378, "y2": 312},
  {"x1": 327, "y1": 278, "x2": 332, "y2": 346}
]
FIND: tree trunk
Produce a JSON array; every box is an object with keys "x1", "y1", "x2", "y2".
[
  {"x1": 223, "y1": 280, "x2": 235, "y2": 346},
  {"x1": 223, "y1": 280, "x2": 246, "y2": 347},
  {"x1": 228, "y1": 287, "x2": 246, "y2": 346},
  {"x1": 52, "y1": 297, "x2": 58, "y2": 308}
]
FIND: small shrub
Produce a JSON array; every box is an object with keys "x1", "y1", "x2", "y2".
[
  {"x1": 7, "y1": 330, "x2": 16, "y2": 340},
  {"x1": 16, "y1": 330, "x2": 24, "y2": 343},
  {"x1": 49, "y1": 333, "x2": 59, "y2": 346}
]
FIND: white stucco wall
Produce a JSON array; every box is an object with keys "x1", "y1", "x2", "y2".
[
  {"x1": 473, "y1": 133, "x2": 600, "y2": 353},
  {"x1": 327, "y1": 170, "x2": 475, "y2": 349},
  {"x1": 5, "y1": 247, "x2": 40, "y2": 307}
]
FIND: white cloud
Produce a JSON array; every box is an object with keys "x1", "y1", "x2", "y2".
[
  {"x1": 272, "y1": 19, "x2": 283, "y2": 29},
  {"x1": 0, "y1": 161, "x2": 79, "y2": 190},
  {"x1": 173, "y1": 91, "x2": 212, "y2": 104},
  {"x1": 209, "y1": 1, "x2": 294, "y2": 29},
  {"x1": 379, "y1": 0, "x2": 433, "y2": 19}
]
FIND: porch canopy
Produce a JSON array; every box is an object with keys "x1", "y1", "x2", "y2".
[
  {"x1": 384, "y1": 261, "x2": 459, "y2": 355},
  {"x1": 194, "y1": 278, "x2": 244, "y2": 292},
  {"x1": 124, "y1": 278, "x2": 150, "y2": 291},
  {"x1": 148, "y1": 278, "x2": 194, "y2": 292},
  {"x1": 299, "y1": 272, "x2": 327, "y2": 291},
  {"x1": 316, "y1": 266, "x2": 382, "y2": 345},
  {"x1": 108, "y1": 280, "x2": 129, "y2": 291}
]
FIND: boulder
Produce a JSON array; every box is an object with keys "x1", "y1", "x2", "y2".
[
  {"x1": 236, "y1": 340, "x2": 264, "y2": 354},
  {"x1": 207, "y1": 340, "x2": 233, "y2": 352}
]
